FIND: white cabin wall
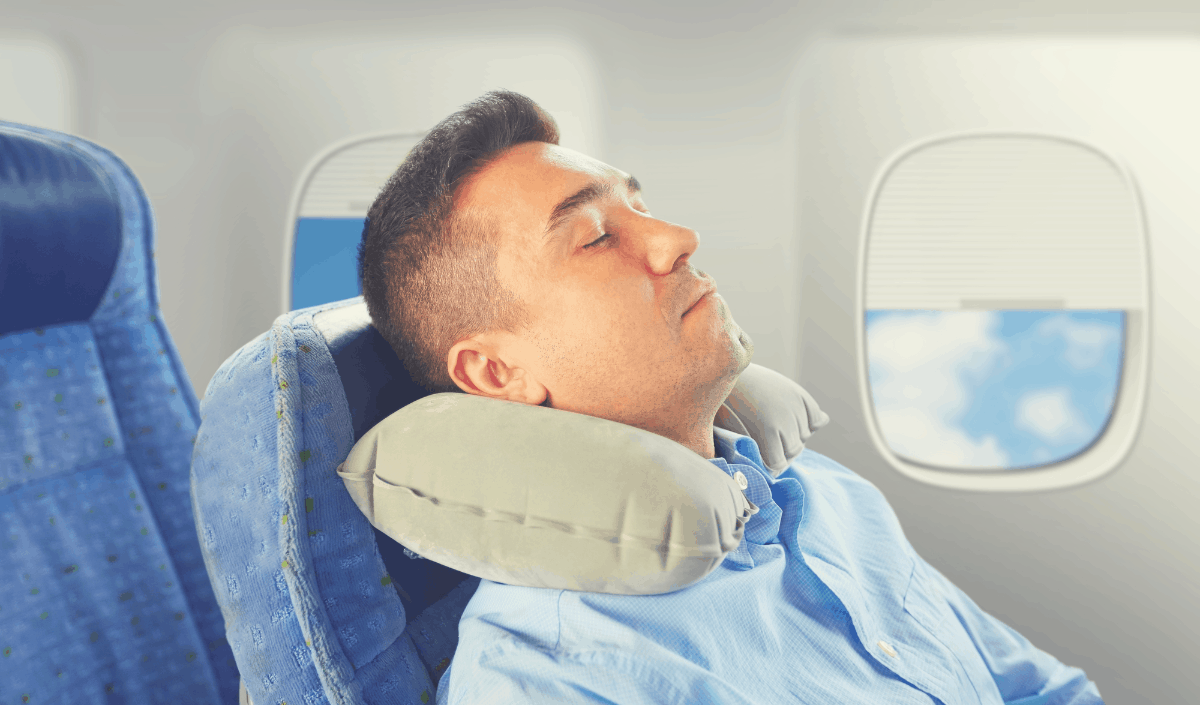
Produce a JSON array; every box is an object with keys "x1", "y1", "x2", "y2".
[
  {"x1": 190, "y1": 25, "x2": 605, "y2": 379},
  {"x1": 0, "y1": 31, "x2": 76, "y2": 134}
]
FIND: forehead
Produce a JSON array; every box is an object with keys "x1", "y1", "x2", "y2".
[{"x1": 455, "y1": 142, "x2": 625, "y2": 234}]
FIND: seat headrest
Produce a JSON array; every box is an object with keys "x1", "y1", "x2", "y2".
[
  {"x1": 313, "y1": 302, "x2": 480, "y2": 620},
  {"x1": 0, "y1": 122, "x2": 124, "y2": 336},
  {"x1": 315, "y1": 301, "x2": 431, "y2": 440}
]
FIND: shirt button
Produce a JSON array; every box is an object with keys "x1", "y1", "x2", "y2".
[
  {"x1": 877, "y1": 640, "x2": 898, "y2": 658},
  {"x1": 733, "y1": 471, "x2": 748, "y2": 490}
]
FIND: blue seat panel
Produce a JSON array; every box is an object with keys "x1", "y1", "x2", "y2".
[
  {"x1": 0, "y1": 121, "x2": 235, "y2": 703},
  {"x1": 194, "y1": 298, "x2": 485, "y2": 704},
  {"x1": 0, "y1": 461, "x2": 218, "y2": 702}
]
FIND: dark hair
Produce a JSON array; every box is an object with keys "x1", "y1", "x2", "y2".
[{"x1": 358, "y1": 90, "x2": 560, "y2": 395}]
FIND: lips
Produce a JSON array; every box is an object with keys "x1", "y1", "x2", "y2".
[{"x1": 682, "y1": 284, "x2": 717, "y2": 317}]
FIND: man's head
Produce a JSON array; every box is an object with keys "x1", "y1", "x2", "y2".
[{"x1": 360, "y1": 91, "x2": 754, "y2": 458}]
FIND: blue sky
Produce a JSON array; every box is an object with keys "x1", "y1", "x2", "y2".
[{"x1": 865, "y1": 310, "x2": 1125, "y2": 470}]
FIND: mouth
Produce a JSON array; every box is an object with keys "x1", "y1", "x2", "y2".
[{"x1": 682, "y1": 285, "x2": 717, "y2": 317}]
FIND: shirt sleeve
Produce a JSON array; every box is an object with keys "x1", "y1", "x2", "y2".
[
  {"x1": 915, "y1": 556, "x2": 1105, "y2": 705},
  {"x1": 438, "y1": 643, "x2": 692, "y2": 705}
]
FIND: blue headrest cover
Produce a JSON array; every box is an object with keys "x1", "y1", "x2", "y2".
[
  {"x1": 312, "y1": 304, "x2": 476, "y2": 617},
  {"x1": 0, "y1": 123, "x2": 123, "y2": 336}
]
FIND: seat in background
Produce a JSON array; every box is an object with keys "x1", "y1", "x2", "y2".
[
  {"x1": 0, "y1": 121, "x2": 236, "y2": 702},
  {"x1": 192, "y1": 298, "x2": 478, "y2": 705}
]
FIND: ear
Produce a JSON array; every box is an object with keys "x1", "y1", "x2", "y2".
[{"x1": 447, "y1": 336, "x2": 547, "y2": 406}]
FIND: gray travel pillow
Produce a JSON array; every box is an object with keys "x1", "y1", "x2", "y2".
[{"x1": 337, "y1": 362, "x2": 829, "y2": 595}]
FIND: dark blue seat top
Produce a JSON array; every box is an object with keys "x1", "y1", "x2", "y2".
[{"x1": 311, "y1": 303, "x2": 475, "y2": 620}]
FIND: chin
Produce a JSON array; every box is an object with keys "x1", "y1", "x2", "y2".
[
  {"x1": 733, "y1": 327, "x2": 755, "y2": 371},
  {"x1": 713, "y1": 329, "x2": 754, "y2": 384},
  {"x1": 740, "y1": 329, "x2": 755, "y2": 360}
]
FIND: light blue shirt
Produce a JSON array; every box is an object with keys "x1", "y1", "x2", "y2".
[{"x1": 437, "y1": 426, "x2": 1104, "y2": 704}]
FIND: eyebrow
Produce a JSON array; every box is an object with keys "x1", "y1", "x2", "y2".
[{"x1": 544, "y1": 175, "x2": 642, "y2": 241}]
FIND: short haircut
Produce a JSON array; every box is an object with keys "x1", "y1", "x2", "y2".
[{"x1": 359, "y1": 90, "x2": 560, "y2": 395}]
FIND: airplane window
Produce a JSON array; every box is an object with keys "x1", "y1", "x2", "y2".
[
  {"x1": 288, "y1": 133, "x2": 422, "y2": 311},
  {"x1": 860, "y1": 133, "x2": 1148, "y2": 488},
  {"x1": 866, "y1": 310, "x2": 1124, "y2": 470}
]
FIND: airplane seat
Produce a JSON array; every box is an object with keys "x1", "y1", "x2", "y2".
[
  {"x1": 0, "y1": 121, "x2": 236, "y2": 702},
  {"x1": 192, "y1": 298, "x2": 478, "y2": 705}
]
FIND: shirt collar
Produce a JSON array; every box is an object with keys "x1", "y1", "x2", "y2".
[
  {"x1": 713, "y1": 424, "x2": 769, "y2": 473},
  {"x1": 707, "y1": 425, "x2": 782, "y2": 569}
]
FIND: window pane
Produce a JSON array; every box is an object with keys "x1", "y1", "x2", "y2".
[
  {"x1": 291, "y1": 217, "x2": 366, "y2": 310},
  {"x1": 865, "y1": 310, "x2": 1124, "y2": 470}
]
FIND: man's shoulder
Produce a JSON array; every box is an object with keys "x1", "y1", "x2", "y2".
[
  {"x1": 785, "y1": 448, "x2": 897, "y2": 513},
  {"x1": 458, "y1": 581, "x2": 564, "y2": 651},
  {"x1": 790, "y1": 447, "x2": 868, "y2": 483}
]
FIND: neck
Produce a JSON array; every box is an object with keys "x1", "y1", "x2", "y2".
[
  {"x1": 681, "y1": 422, "x2": 717, "y2": 459},
  {"x1": 658, "y1": 381, "x2": 738, "y2": 460},
  {"x1": 633, "y1": 411, "x2": 719, "y2": 459},
  {"x1": 542, "y1": 384, "x2": 729, "y2": 460}
]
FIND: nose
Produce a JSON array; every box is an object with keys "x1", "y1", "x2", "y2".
[{"x1": 641, "y1": 217, "x2": 701, "y2": 276}]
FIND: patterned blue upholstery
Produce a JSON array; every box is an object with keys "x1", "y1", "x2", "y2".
[
  {"x1": 0, "y1": 122, "x2": 236, "y2": 703},
  {"x1": 192, "y1": 298, "x2": 479, "y2": 705}
]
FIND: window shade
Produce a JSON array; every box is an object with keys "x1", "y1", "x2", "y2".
[
  {"x1": 864, "y1": 134, "x2": 1147, "y2": 311},
  {"x1": 298, "y1": 134, "x2": 422, "y2": 218}
]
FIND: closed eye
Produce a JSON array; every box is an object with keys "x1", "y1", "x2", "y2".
[{"x1": 584, "y1": 233, "x2": 612, "y2": 249}]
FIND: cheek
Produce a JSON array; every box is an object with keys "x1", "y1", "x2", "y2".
[
  {"x1": 552, "y1": 295, "x2": 624, "y2": 347},
  {"x1": 541, "y1": 294, "x2": 632, "y2": 356},
  {"x1": 534, "y1": 275, "x2": 672, "y2": 364}
]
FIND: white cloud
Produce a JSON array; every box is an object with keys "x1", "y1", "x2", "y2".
[
  {"x1": 875, "y1": 407, "x2": 1009, "y2": 467},
  {"x1": 1015, "y1": 387, "x2": 1090, "y2": 444},
  {"x1": 1036, "y1": 315, "x2": 1121, "y2": 370},
  {"x1": 867, "y1": 312, "x2": 1009, "y2": 469}
]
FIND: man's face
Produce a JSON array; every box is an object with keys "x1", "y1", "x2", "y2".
[{"x1": 452, "y1": 141, "x2": 754, "y2": 436}]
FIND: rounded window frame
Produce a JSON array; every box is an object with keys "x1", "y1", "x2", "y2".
[{"x1": 856, "y1": 131, "x2": 1153, "y2": 493}]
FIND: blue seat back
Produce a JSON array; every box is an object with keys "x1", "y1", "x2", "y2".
[
  {"x1": 192, "y1": 298, "x2": 477, "y2": 705},
  {"x1": 0, "y1": 122, "x2": 236, "y2": 703}
]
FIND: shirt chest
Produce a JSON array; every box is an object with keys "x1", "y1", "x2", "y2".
[{"x1": 778, "y1": 468, "x2": 1005, "y2": 705}]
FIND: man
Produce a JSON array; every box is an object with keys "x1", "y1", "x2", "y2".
[{"x1": 359, "y1": 91, "x2": 1104, "y2": 704}]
